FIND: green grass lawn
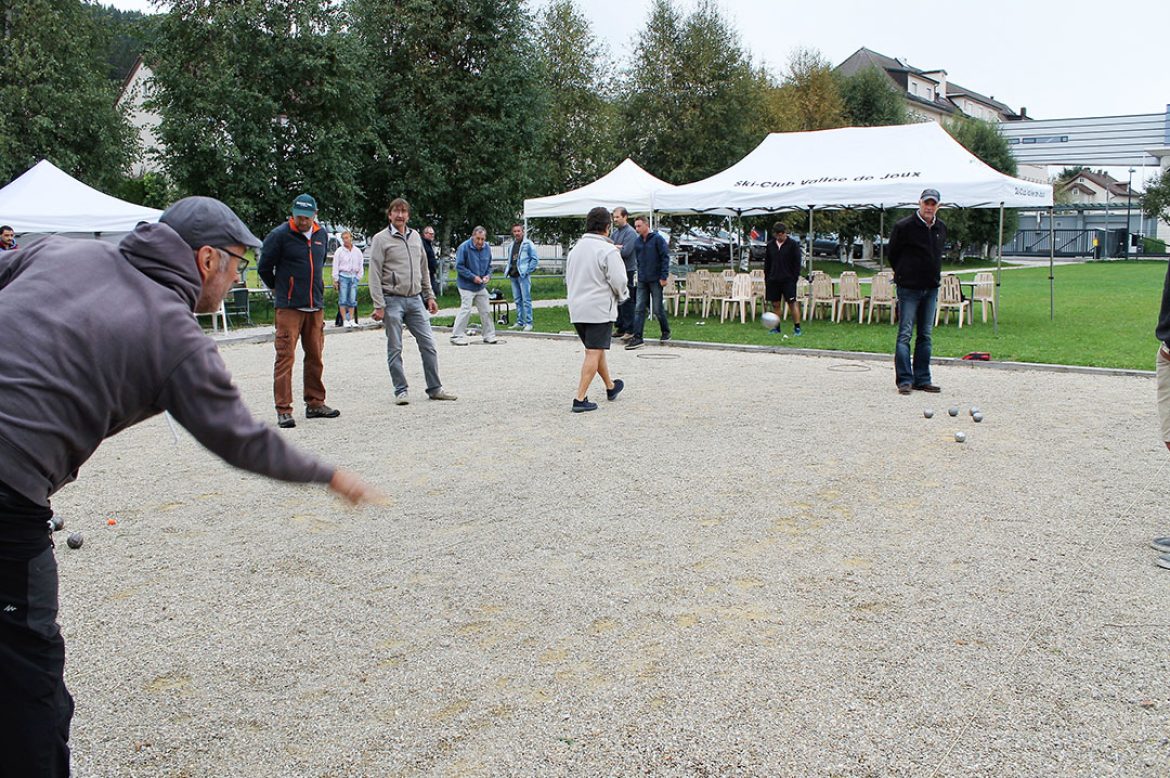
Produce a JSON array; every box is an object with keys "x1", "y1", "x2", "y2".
[{"x1": 435, "y1": 261, "x2": 1167, "y2": 371}]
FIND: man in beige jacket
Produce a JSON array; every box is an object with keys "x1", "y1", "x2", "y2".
[{"x1": 368, "y1": 198, "x2": 457, "y2": 404}]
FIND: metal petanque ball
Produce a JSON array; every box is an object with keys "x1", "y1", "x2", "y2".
[
  {"x1": 948, "y1": 407, "x2": 959, "y2": 417},
  {"x1": 49, "y1": 515, "x2": 65, "y2": 533},
  {"x1": 972, "y1": 412, "x2": 984, "y2": 423},
  {"x1": 761, "y1": 311, "x2": 780, "y2": 330},
  {"x1": 66, "y1": 532, "x2": 84, "y2": 549},
  {"x1": 923, "y1": 409, "x2": 934, "y2": 419},
  {"x1": 969, "y1": 406, "x2": 981, "y2": 417},
  {"x1": 954, "y1": 431, "x2": 967, "y2": 443}
]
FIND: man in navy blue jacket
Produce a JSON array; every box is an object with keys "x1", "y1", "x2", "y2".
[
  {"x1": 258, "y1": 194, "x2": 341, "y2": 428},
  {"x1": 625, "y1": 216, "x2": 672, "y2": 350}
]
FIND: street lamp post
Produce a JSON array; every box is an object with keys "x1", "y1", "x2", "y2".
[{"x1": 1126, "y1": 167, "x2": 1135, "y2": 257}]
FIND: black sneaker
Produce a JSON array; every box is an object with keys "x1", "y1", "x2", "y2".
[
  {"x1": 897, "y1": 384, "x2": 912, "y2": 395},
  {"x1": 572, "y1": 397, "x2": 598, "y2": 413},
  {"x1": 660, "y1": 332, "x2": 672, "y2": 344},
  {"x1": 606, "y1": 379, "x2": 624, "y2": 401},
  {"x1": 625, "y1": 337, "x2": 645, "y2": 350},
  {"x1": 306, "y1": 404, "x2": 340, "y2": 419},
  {"x1": 277, "y1": 413, "x2": 296, "y2": 428}
]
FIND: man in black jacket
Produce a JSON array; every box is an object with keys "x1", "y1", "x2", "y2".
[
  {"x1": 763, "y1": 221, "x2": 803, "y2": 336},
  {"x1": 0, "y1": 196, "x2": 380, "y2": 777},
  {"x1": 258, "y1": 194, "x2": 340, "y2": 428},
  {"x1": 889, "y1": 188, "x2": 947, "y2": 394}
]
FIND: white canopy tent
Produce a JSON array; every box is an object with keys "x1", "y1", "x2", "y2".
[
  {"x1": 653, "y1": 123, "x2": 1055, "y2": 332},
  {"x1": 653, "y1": 123, "x2": 1052, "y2": 215},
  {"x1": 0, "y1": 159, "x2": 162, "y2": 234},
  {"x1": 523, "y1": 158, "x2": 677, "y2": 219}
]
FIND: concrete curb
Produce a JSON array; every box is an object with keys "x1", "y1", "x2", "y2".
[{"x1": 214, "y1": 322, "x2": 1155, "y2": 380}]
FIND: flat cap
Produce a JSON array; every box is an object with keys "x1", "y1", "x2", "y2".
[{"x1": 159, "y1": 196, "x2": 262, "y2": 250}]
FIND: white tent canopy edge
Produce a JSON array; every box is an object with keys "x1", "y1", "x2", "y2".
[{"x1": 0, "y1": 159, "x2": 162, "y2": 234}]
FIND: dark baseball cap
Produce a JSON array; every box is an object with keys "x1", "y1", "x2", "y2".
[
  {"x1": 291, "y1": 193, "x2": 317, "y2": 217},
  {"x1": 920, "y1": 188, "x2": 941, "y2": 203},
  {"x1": 159, "y1": 196, "x2": 262, "y2": 250}
]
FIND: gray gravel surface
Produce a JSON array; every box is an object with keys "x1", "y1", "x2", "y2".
[{"x1": 54, "y1": 329, "x2": 1170, "y2": 777}]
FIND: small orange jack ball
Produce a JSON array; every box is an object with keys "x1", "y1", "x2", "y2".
[{"x1": 107, "y1": 518, "x2": 117, "y2": 526}]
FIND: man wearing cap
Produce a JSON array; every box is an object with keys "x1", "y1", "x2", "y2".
[
  {"x1": 888, "y1": 188, "x2": 947, "y2": 395},
  {"x1": 258, "y1": 194, "x2": 340, "y2": 428},
  {"x1": 0, "y1": 196, "x2": 381, "y2": 775}
]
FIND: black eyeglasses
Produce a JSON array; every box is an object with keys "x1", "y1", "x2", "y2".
[{"x1": 218, "y1": 248, "x2": 250, "y2": 275}]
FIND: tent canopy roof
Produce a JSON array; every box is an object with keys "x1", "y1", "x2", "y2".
[
  {"x1": 0, "y1": 160, "x2": 163, "y2": 233},
  {"x1": 653, "y1": 123, "x2": 1053, "y2": 215},
  {"x1": 524, "y1": 158, "x2": 676, "y2": 219}
]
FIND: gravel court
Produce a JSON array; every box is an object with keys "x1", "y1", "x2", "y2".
[{"x1": 52, "y1": 328, "x2": 1170, "y2": 776}]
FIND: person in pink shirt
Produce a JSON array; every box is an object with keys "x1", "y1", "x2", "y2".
[{"x1": 332, "y1": 231, "x2": 365, "y2": 328}]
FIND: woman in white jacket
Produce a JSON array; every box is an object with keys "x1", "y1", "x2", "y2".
[{"x1": 564, "y1": 206, "x2": 630, "y2": 412}]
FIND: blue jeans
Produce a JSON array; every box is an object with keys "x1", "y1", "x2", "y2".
[
  {"x1": 382, "y1": 294, "x2": 442, "y2": 397},
  {"x1": 337, "y1": 273, "x2": 359, "y2": 309},
  {"x1": 895, "y1": 286, "x2": 938, "y2": 387},
  {"x1": 633, "y1": 280, "x2": 670, "y2": 339},
  {"x1": 615, "y1": 270, "x2": 636, "y2": 333},
  {"x1": 510, "y1": 275, "x2": 533, "y2": 326}
]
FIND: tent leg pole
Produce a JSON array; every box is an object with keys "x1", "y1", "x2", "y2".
[
  {"x1": 807, "y1": 208, "x2": 814, "y2": 276},
  {"x1": 1049, "y1": 206, "x2": 1055, "y2": 321},
  {"x1": 879, "y1": 207, "x2": 885, "y2": 270},
  {"x1": 994, "y1": 204, "x2": 1003, "y2": 334}
]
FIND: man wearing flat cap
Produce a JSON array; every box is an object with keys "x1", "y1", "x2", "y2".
[
  {"x1": 888, "y1": 188, "x2": 947, "y2": 395},
  {"x1": 258, "y1": 194, "x2": 339, "y2": 428},
  {"x1": 0, "y1": 196, "x2": 380, "y2": 775}
]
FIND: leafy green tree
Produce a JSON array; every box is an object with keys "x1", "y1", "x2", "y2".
[
  {"x1": 768, "y1": 47, "x2": 846, "y2": 133},
  {"x1": 619, "y1": 0, "x2": 767, "y2": 186},
  {"x1": 534, "y1": 0, "x2": 618, "y2": 195},
  {"x1": 0, "y1": 0, "x2": 135, "y2": 190},
  {"x1": 148, "y1": 0, "x2": 370, "y2": 230},
  {"x1": 1142, "y1": 168, "x2": 1170, "y2": 224},
  {"x1": 349, "y1": 0, "x2": 545, "y2": 246},
  {"x1": 943, "y1": 117, "x2": 1021, "y2": 257},
  {"x1": 839, "y1": 65, "x2": 908, "y2": 127}
]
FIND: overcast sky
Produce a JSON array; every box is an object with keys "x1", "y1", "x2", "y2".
[{"x1": 104, "y1": 0, "x2": 1169, "y2": 183}]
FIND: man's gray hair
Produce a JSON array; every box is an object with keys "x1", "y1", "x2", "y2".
[{"x1": 472, "y1": 226, "x2": 487, "y2": 236}]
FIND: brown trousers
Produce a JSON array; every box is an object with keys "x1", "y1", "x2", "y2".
[{"x1": 274, "y1": 308, "x2": 326, "y2": 414}]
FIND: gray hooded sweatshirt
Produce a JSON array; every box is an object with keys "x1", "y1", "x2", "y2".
[{"x1": 0, "y1": 223, "x2": 334, "y2": 513}]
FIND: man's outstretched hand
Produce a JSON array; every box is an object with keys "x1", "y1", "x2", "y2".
[{"x1": 329, "y1": 469, "x2": 387, "y2": 505}]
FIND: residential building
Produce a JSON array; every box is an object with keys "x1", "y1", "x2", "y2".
[
  {"x1": 116, "y1": 56, "x2": 163, "y2": 176},
  {"x1": 1057, "y1": 169, "x2": 1137, "y2": 205},
  {"x1": 835, "y1": 47, "x2": 1029, "y2": 125}
]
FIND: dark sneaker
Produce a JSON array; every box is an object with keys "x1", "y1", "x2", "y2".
[
  {"x1": 277, "y1": 413, "x2": 296, "y2": 428},
  {"x1": 768, "y1": 327, "x2": 781, "y2": 335},
  {"x1": 625, "y1": 337, "x2": 645, "y2": 350},
  {"x1": 897, "y1": 384, "x2": 912, "y2": 395},
  {"x1": 794, "y1": 326, "x2": 802, "y2": 336},
  {"x1": 1152, "y1": 537, "x2": 1170, "y2": 554},
  {"x1": 572, "y1": 397, "x2": 598, "y2": 413},
  {"x1": 913, "y1": 384, "x2": 942, "y2": 393},
  {"x1": 606, "y1": 379, "x2": 624, "y2": 401},
  {"x1": 306, "y1": 404, "x2": 340, "y2": 419},
  {"x1": 660, "y1": 332, "x2": 672, "y2": 344}
]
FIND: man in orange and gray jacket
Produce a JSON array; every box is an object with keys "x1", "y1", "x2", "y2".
[{"x1": 258, "y1": 193, "x2": 341, "y2": 428}]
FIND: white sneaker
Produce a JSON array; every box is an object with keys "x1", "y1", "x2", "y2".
[
  {"x1": 523, "y1": 325, "x2": 533, "y2": 332},
  {"x1": 450, "y1": 337, "x2": 469, "y2": 346}
]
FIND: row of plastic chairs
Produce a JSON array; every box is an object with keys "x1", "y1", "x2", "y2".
[{"x1": 667, "y1": 269, "x2": 998, "y2": 326}]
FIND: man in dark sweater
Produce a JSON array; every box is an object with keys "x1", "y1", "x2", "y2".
[
  {"x1": 763, "y1": 221, "x2": 803, "y2": 336},
  {"x1": 1152, "y1": 263, "x2": 1170, "y2": 568},
  {"x1": 422, "y1": 225, "x2": 439, "y2": 296},
  {"x1": 0, "y1": 196, "x2": 380, "y2": 776},
  {"x1": 888, "y1": 188, "x2": 947, "y2": 394},
  {"x1": 625, "y1": 216, "x2": 672, "y2": 350},
  {"x1": 258, "y1": 194, "x2": 340, "y2": 429}
]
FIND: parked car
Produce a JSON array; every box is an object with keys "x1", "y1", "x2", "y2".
[{"x1": 323, "y1": 224, "x2": 367, "y2": 255}]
